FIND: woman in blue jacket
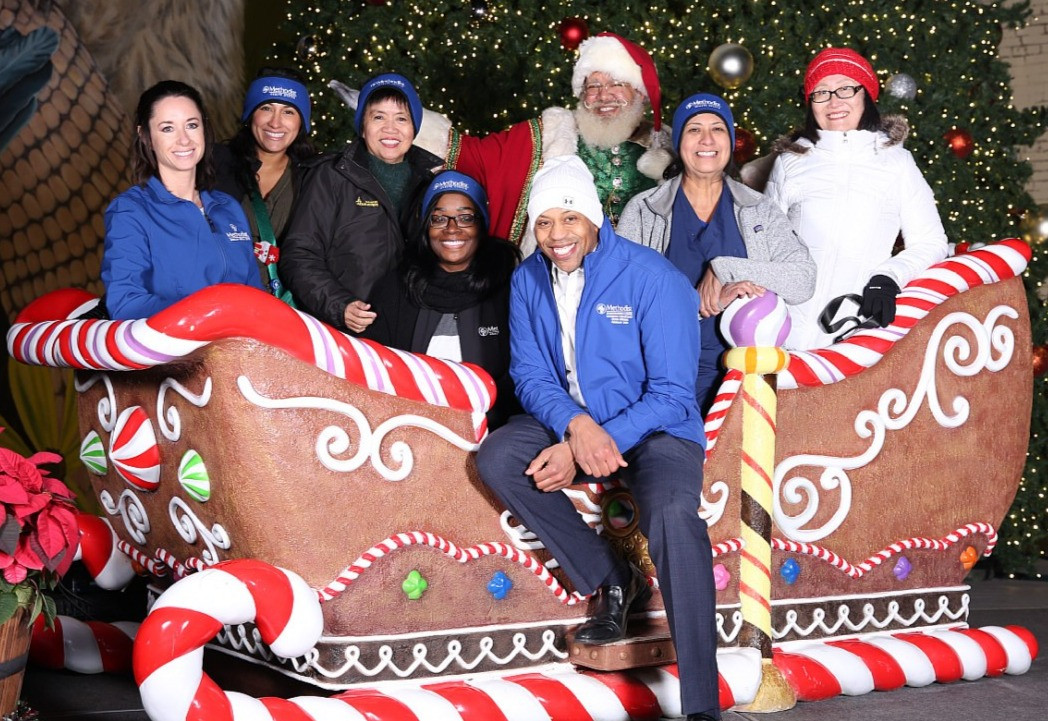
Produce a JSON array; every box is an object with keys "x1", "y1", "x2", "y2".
[{"x1": 102, "y1": 80, "x2": 263, "y2": 320}]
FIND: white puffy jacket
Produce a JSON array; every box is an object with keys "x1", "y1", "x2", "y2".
[{"x1": 765, "y1": 116, "x2": 947, "y2": 349}]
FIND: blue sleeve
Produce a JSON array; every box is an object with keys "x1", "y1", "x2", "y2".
[
  {"x1": 508, "y1": 268, "x2": 585, "y2": 438},
  {"x1": 601, "y1": 267, "x2": 701, "y2": 452},
  {"x1": 101, "y1": 196, "x2": 170, "y2": 320}
]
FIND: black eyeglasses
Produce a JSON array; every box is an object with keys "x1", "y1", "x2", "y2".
[
  {"x1": 809, "y1": 85, "x2": 864, "y2": 103},
  {"x1": 429, "y1": 213, "x2": 476, "y2": 228}
]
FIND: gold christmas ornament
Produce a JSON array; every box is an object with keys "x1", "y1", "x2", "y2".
[
  {"x1": 708, "y1": 43, "x2": 754, "y2": 89},
  {"x1": 1019, "y1": 205, "x2": 1048, "y2": 246}
]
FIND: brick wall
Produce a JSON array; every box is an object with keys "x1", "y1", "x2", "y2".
[{"x1": 999, "y1": 0, "x2": 1048, "y2": 204}]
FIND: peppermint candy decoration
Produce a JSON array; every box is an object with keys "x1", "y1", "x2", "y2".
[
  {"x1": 177, "y1": 449, "x2": 210, "y2": 502},
  {"x1": 109, "y1": 406, "x2": 161, "y2": 491},
  {"x1": 79, "y1": 430, "x2": 107, "y2": 475}
]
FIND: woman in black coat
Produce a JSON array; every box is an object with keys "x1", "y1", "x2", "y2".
[{"x1": 363, "y1": 170, "x2": 520, "y2": 429}]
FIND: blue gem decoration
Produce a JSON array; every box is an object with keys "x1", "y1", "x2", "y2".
[
  {"x1": 780, "y1": 558, "x2": 800, "y2": 585},
  {"x1": 487, "y1": 571, "x2": 513, "y2": 600}
]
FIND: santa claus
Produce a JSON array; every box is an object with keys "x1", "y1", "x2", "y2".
[{"x1": 332, "y1": 32, "x2": 670, "y2": 252}]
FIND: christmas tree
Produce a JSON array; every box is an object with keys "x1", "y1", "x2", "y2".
[{"x1": 279, "y1": 0, "x2": 1048, "y2": 574}]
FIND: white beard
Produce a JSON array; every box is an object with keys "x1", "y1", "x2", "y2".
[{"x1": 573, "y1": 99, "x2": 646, "y2": 150}]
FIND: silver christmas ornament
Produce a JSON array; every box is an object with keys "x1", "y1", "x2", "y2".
[{"x1": 885, "y1": 73, "x2": 917, "y2": 100}]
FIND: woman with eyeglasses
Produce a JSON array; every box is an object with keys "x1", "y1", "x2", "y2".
[
  {"x1": 765, "y1": 47, "x2": 948, "y2": 349},
  {"x1": 362, "y1": 171, "x2": 521, "y2": 428},
  {"x1": 619, "y1": 93, "x2": 815, "y2": 416}
]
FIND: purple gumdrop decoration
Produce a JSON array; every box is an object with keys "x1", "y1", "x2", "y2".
[{"x1": 893, "y1": 556, "x2": 912, "y2": 580}]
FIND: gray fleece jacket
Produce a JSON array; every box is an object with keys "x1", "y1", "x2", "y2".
[{"x1": 616, "y1": 174, "x2": 816, "y2": 306}]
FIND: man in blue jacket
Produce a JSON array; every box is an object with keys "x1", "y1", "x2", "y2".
[{"x1": 476, "y1": 156, "x2": 720, "y2": 721}]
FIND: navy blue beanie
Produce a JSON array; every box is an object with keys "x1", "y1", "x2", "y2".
[
  {"x1": 242, "y1": 76, "x2": 311, "y2": 133},
  {"x1": 421, "y1": 170, "x2": 489, "y2": 229},
  {"x1": 672, "y1": 93, "x2": 735, "y2": 153},
  {"x1": 354, "y1": 73, "x2": 423, "y2": 135}
]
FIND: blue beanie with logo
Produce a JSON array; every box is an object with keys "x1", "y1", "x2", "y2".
[
  {"x1": 421, "y1": 170, "x2": 489, "y2": 229},
  {"x1": 671, "y1": 92, "x2": 735, "y2": 153},
  {"x1": 354, "y1": 73, "x2": 423, "y2": 135},
  {"x1": 242, "y1": 76, "x2": 311, "y2": 133}
]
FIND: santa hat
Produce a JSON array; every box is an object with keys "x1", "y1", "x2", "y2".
[
  {"x1": 804, "y1": 47, "x2": 880, "y2": 102},
  {"x1": 571, "y1": 32, "x2": 662, "y2": 131}
]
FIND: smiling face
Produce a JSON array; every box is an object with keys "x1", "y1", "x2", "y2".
[
  {"x1": 811, "y1": 73, "x2": 865, "y2": 132},
  {"x1": 533, "y1": 208, "x2": 599, "y2": 274},
  {"x1": 428, "y1": 193, "x2": 480, "y2": 273},
  {"x1": 250, "y1": 102, "x2": 302, "y2": 156},
  {"x1": 580, "y1": 71, "x2": 639, "y2": 120},
  {"x1": 678, "y1": 112, "x2": 732, "y2": 179},
  {"x1": 361, "y1": 96, "x2": 415, "y2": 163},
  {"x1": 146, "y1": 95, "x2": 205, "y2": 182}
]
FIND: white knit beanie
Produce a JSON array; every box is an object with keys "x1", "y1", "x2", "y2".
[{"x1": 527, "y1": 155, "x2": 604, "y2": 231}]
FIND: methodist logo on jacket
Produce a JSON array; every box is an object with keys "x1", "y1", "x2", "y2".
[
  {"x1": 226, "y1": 224, "x2": 251, "y2": 242},
  {"x1": 595, "y1": 303, "x2": 633, "y2": 325}
]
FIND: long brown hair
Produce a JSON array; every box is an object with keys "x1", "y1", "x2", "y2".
[{"x1": 132, "y1": 80, "x2": 216, "y2": 189}]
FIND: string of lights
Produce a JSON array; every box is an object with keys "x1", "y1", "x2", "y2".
[{"x1": 277, "y1": 0, "x2": 1047, "y2": 576}]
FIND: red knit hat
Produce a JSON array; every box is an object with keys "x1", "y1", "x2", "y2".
[
  {"x1": 804, "y1": 47, "x2": 880, "y2": 102},
  {"x1": 571, "y1": 32, "x2": 662, "y2": 131}
]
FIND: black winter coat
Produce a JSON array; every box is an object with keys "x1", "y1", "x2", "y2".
[
  {"x1": 362, "y1": 270, "x2": 519, "y2": 429},
  {"x1": 279, "y1": 140, "x2": 441, "y2": 330}
]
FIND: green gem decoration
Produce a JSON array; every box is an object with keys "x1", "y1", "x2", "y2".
[
  {"x1": 79, "y1": 431, "x2": 107, "y2": 475},
  {"x1": 401, "y1": 570, "x2": 428, "y2": 600},
  {"x1": 178, "y1": 450, "x2": 211, "y2": 502}
]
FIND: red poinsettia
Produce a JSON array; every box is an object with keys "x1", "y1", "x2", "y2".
[{"x1": 0, "y1": 429, "x2": 79, "y2": 623}]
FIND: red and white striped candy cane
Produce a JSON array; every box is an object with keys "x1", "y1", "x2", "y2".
[
  {"x1": 8, "y1": 285, "x2": 495, "y2": 439},
  {"x1": 73, "y1": 512, "x2": 137, "y2": 590},
  {"x1": 133, "y1": 559, "x2": 323, "y2": 721},
  {"x1": 774, "y1": 625, "x2": 1038, "y2": 701},
  {"x1": 30, "y1": 615, "x2": 137, "y2": 673}
]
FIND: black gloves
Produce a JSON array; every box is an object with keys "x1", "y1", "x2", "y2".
[{"x1": 860, "y1": 275, "x2": 901, "y2": 327}]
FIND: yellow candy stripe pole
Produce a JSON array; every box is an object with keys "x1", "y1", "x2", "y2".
[{"x1": 723, "y1": 346, "x2": 796, "y2": 712}]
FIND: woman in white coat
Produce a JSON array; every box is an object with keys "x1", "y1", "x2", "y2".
[{"x1": 765, "y1": 47, "x2": 948, "y2": 349}]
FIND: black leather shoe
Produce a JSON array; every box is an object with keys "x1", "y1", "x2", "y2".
[{"x1": 573, "y1": 565, "x2": 651, "y2": 645}]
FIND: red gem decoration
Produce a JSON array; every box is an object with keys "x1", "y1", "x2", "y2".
[
  {"x1": 559, "y1": 17, "x2": 589, "y2": 51},
  {"x1": 1033, "y1": 344, "x2": 1048, "y2": 376},
  {"x1": 943, "y1": 128, "x2": 974, "y2": 159},
  {"x1": 734, "y1": 127, "x2": 757, "y2": 165}
]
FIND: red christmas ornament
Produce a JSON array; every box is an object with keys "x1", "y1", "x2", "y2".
[
  {"x1": 734, "y1": 127, "x2": 757, "y2": 165},
  {"x1": 559, "y1": 17, "x2": 589, "y2": 51},
  {"x1": 944, "y1": 128, "x2": 974, "y2": 159},
  {"x1": 1034, "y1": 344, "x2": 1048, "y2": 376}
]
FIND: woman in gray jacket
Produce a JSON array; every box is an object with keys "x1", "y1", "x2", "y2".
[{"x1": 618, "y1": 93, "x2": 814, "y2": 415}]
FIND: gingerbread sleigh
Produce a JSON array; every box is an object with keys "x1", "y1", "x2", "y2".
[{"x1": 5, "y1": 239, "x2": 1038, "y2": 720}]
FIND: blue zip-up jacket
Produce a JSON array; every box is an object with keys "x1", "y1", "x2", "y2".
[
  {"x1": 102, "y1": 176, "x2": 264, "y2": 319},
  {"x1": 510, "y1": 220, "x2": 704, "y2": 453}
]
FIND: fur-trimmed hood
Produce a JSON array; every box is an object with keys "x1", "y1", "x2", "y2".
[{"x1": 772, "y1": 113, "x2": 910, "y2": 155}]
